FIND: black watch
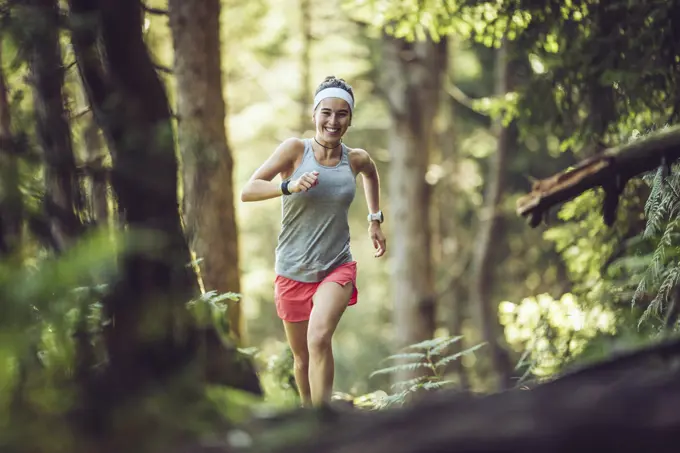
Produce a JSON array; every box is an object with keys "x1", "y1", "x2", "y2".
[{"x1": 281, "y1": 180, "x2": 292, "y2": 195}]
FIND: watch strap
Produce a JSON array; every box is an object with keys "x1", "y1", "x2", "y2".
[{"x1": 281, "y1": 180, "x2": 292, "y2": 195}]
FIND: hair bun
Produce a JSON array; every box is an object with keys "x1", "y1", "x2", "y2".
[{"x1": 314, "y1": 76, "x2": 354, "y2": 101}]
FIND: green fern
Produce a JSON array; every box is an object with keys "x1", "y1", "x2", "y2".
[
  {"x1": 367, "y1": 335, "x2": 485, "y2": 409},
  {"x1": 368, "y1": 361, "x2": 429, "y2": 378},
  {"x1": 643, "y1": 167, "x2": 666, "y2": 238},
  {"x1": 434, "y1": 342, "x2": 486, "y2": 369},
  {"x1": 625, "y1": 162, "x2": 680, "y2": 330}
]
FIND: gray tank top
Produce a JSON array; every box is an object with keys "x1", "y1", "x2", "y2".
[{"x1": 275, "y1": 138, "x2": 357, "y2": 282}]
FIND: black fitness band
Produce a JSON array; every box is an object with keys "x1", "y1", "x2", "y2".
[{"x1": 281, "y1": 180, "x2": 292, "y2": 195}]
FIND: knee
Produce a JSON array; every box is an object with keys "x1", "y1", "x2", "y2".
[
  {"x1": 307, "y1": 329, "x2": 332, "y2": 355},
  {"x1": 293, "y1": 352, "x2": 309, "y2": 370}
]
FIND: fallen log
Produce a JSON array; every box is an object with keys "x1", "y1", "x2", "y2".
[
  {"x1": 240, "y1": 337, "x2": 680, "y2": 453},
  {"x1": 516, "y1": 125, "x2": 680, "y2": 227},
  {"x1": 262, "y1": 367, "x2": 680, "y2": 453}
]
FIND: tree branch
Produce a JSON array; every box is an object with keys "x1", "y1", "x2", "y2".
[
  {"x1": 516, "y1": 125, "x2": 680, "y2": 227},
  {"x1": 443, "y1": 80, "x2": 484, "y2": 114},
  {"x1": 443, "y1": 79, "x2": 491, "y2": 126}
]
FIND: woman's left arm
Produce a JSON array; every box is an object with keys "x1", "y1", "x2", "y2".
[{"x1": 352, "y1": 149, "x2": 387, "y2": 258}]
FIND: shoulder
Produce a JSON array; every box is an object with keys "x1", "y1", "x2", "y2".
[
  {"x1": 278, "y1": 137, "x2": 307, "y2": 157},
  {"x1": 272, "y1": 137, "x2": 306, "y2": 170},
  {"x1": 346, "y1": 146, "x2": 374, "y2": 173}
]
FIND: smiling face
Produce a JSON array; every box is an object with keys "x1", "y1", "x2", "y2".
[{"x1": 313, "y1": 97, "x2": 352, "y2": 143}]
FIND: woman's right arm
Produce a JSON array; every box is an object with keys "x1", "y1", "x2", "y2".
[{"x1": 240, "y1": 138, "x2": 318, "y2": 202}]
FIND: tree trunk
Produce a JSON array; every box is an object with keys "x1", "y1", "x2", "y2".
[
  {"x1": 168, "y1": 0, "x2": 244, "y2": 343},
  {"x1": 67, "y1": 3, "x2": 265, "y2": 448},
  {"x1": 436, "y1": 82, "x2": 469, "y2": 389},
  {"x1": 380, "y1": 34, "x2": 447, "y2": 383},
  {"x1": 82, "y1": 113, "x2": 110, "y2": 225},
  {"x1": 69, "y1": 0, "x2": 260, "y2": 407},
  {"x1": 0, "y1": 38, "x2": 22, "y2": 256},
  {"x1": 68, "y1": 0, "x2": 203, "y2": 398},
  {"x1": 299, "y1": 0, "x2": 312, "y2": 134},
  {"x1": 23, "y1": 0, "x2": 83, "y2": 252},
  {"x1": 469, "y1": 44, "x2": 514, "y2": 390}
]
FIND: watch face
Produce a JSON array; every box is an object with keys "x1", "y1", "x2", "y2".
[{"x1": 369, "y1": 211, "x2": 384, "y2": 223}]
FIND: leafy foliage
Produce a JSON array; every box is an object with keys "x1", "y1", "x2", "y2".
[
  {"x1": 0, "y1": 229, "x2": 118, "y2": 451},
  {"x1": 539, "y1": 118, "x2": 680, "y2": 338},
  {"x1": 367, "y1": 336, "x2": 485, "y2": 409},
  {"x1": 616, "y1": 164, "x2": 680, "y2": 330},
  {"x1": 187, "y1": 288, "x2": 242, "y2": 336},
  {"x1": 355, "y1": 0, "x2": 680, "y2": 151},
  {"x1": 0, "y1": 225, "x2": 266, "y2": 451},
  {"x1": 500, "y1": 292, "x2": 623, "y2": 380},
  {"x1": 543, "y1": 182, "x2": 646, "y2": 309}
]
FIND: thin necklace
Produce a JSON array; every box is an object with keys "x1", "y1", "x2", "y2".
[{"x1": 314, "y1": 136, "x2": 341, "y2": 150}]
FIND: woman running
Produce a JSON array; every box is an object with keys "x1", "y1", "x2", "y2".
[{"x1": 241, "y1": 76, "x2": 386, "y2": 407}]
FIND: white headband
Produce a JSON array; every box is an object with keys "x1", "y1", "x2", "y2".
[{"x1": 313, "y1": 87, "x2": 354, "y2": 112}]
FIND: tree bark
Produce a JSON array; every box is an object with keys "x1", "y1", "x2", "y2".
[
  {"x1": 0, "y1": 38, "x2": 22, "y2": 256},
  {"x1": 168, "y1": 0, "x2": 244, "y2": 343},
  {"x1": 469, "y1": 44, "x2": 515, "y2": 390},
  {"x1": 380, "y1": 34, "x2": 447, "y2": 383},
  {"x1": 22, "y1": 0, "x2": 83, "y2": 251}
]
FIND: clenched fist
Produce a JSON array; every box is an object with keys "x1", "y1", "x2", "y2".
[{"x1": 291, "y1": 171, "x2": 320, "y2": 193}]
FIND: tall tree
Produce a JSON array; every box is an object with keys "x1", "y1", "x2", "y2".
[
  {"x1": 380, "y1": 34, "x2": 447, "y2": 382},
  {"x1": 67, "y1": 3, "x2": 261, "y2": 447},
  {"x1": 470, "y1": 44, "x2": 514, "y2": 389},
  {"x1": 435, "y1": 66, "x2": 471, "y2": 389},
  {"x1": 22, "y1": 0, "x2": 83, "y2": 251},
  {"x1": 68, "y1": 0, "x2": 201, "y2": 387},
  {"x1": 0, "y1": 37, "x2": 22, "y2": 256},
  {"x1": 168, "y1": 0, "x2": 244, "y2": 342}
]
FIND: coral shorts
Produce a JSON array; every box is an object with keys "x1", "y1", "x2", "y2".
[{"x1": 274, "y1": 261, "x2": 358, "y2": 323}]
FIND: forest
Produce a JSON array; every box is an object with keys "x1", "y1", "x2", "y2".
[{"x1": 1, "y1": 0, "x2": 680, "y2": 451}]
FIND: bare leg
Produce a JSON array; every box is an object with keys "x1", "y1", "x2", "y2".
[
  {"x1": 307, "y1": 282, "x2": 352, "y2": 406},
  {"x1": 282, "y1": 320, "x2": 311, "y2": 407}
]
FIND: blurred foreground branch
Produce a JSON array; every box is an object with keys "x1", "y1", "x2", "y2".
[
  {"x1": 516, "y1": 125, "x2": 680, "y2": 227},
  {"x1": 246, "y1": 337, "x2": 680, "y2": 453}
]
